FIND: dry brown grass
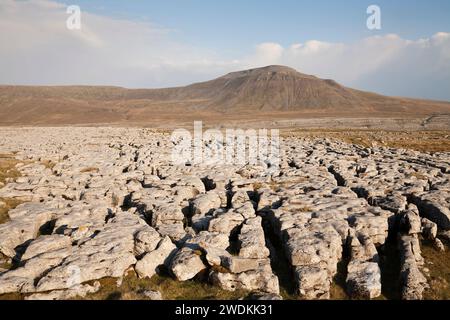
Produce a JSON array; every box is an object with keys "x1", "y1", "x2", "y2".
[
  {"x1": 83, "y1": 270, "x2": 248, "y2": 300},
  {"x1": 0, "y1": 292, "x2": 22, "y2": 300},
  {"x1": 0, "y1": 252, "x2": 12, "y2": 271},
  {"x1": 0, "y1": 154, "x2": 21, "y2": 185},
  {"x1": 268, "y1": 177, "x2": 309, "y2": 191},
  {"x1": 0, "y1": 204, "x2": 9, "y2": 225},
  {"x1": 285, "y1": 130, "x2": 450, "y2": 153},
  {"x1": 40, "y1": 160, "x2": 56, "y2": 170},
  {"x1": 0, "y1": 198, "x2": 23, "y2": 225},
  {"x1": 0, "y1": 154, "x2": 24, "y2": 225},
  {"x1": 252, "y1": 182, "x2": 265, "y2": 191},
  {"x1": 0, "y1": 271, "x2": 248, "y2": 300},
  {"x1": 80, "y1": 167, "x2": 99, "y2": 173},
  {"x1": 329, "y1": 258, "x2": 351, "y2": 300},
  {"x1": 422, "y1": 240, "x2": 450, "y2": 300},
  {"x1": 408, "y1": 172, "x2": 429, "y2": 181}
]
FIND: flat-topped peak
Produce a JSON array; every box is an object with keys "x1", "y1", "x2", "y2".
[
  {"x1": 222, "y1": 65, "x2": 315, "y2": 79},
  {"x1": 256, "y1": 65, "x2": 298, "y2": 73}
]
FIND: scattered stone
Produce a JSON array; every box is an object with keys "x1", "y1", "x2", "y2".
[
  {"x1": 134, "y1": 227, "x2": 161, "y2": 257},
  {"x1": 434, "y1": 238, "x2": 446, "y2": 252},
  {"x1": 170, "y1": 247, "x2": 207, "y2": 281},
  {"x1": 247, "y1": 292, "x2": 283, "y2": 300},
  {"x1": 135, "y1": 236, "x2": 177, "y2": 279},
  {"x1": 210, "y1": 260, "x2": 279, "y2": 294},
  {"x1": 422, "y1": 218, "x2": 438, "y2": 240},
  {"x1": 142, "y1": 290, "x2": 163, "y2": 300}
]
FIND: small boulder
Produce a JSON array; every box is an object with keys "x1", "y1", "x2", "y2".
[
  {"x1": 170, "y1": 247, "x2": 207, "y2": 281},
  {"x1": 421, "y1": 218, "x2": 438, "y2": 240},
  {"x1": 135, "y1": 236, "x2": 177, "y2": 279}
]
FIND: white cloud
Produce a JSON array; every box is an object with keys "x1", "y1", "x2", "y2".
[
  {"x1": 250, "y1": 42, "x2": 285, "y2": 66},
  {"x1": 0, "y1": 0, "x2": 236, "y2": 87},
  {"x1": 241, "y1": 33, "x2": 450, "y2": 100},
  {"x1": 0, "y1": 0, "x2": 449, "y2": 100}
]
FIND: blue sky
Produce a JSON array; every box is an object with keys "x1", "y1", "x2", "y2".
[
  {"x1": 1, "y1": 0, "x2": 450, "y2": 100},
  {"x1": 57, "y1": 0, "x2": 450, "y2": 53}
]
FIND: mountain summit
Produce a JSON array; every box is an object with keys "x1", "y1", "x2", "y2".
[{"x1": 179, "y1": 65, "x2": 359, "y2": 110}]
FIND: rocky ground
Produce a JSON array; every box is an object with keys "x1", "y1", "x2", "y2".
[{"x1": 0, "y1": 127, "x2": 449, "y2": 300}]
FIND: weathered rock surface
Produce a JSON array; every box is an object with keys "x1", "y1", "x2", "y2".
[
  {"x1": 0, "y1": 128, "x2": 448, "y2": 300},
  {"x1": 346, "y1": 261, "x2": 382, "y2": 299},
  {"x1": 0, "y1": 203, "x2": 54, "y2": 257},
  {"x1": 170, "y1": 247, "x2": 207, "y2": 281},
  {"x1": 421, "y1": 218, "x2": 438, "y2": 240},
  {"x1": 210, "y1": 260, "x2": 279, "y2": 294},
  {"x1": 346, "y1": 233, "x2": 382, "y2": 299},
  {"x1": 142, "y1": 290, "x2": 163, "y2": 300},
  {"x1": 397, "y1": 204, "x2": 429, "y2": 300},
  {"x1": 398, "y1": 235, "x2": 428, "y2": 300},
  {"x1": 135, "y1": 236, "x2": 177, "y2": 279},
  {"x1": 25, "y1": 282, "x2": 101, "y2": 300},
  {"x1": 21, "y1": 235, "x2": 72, "y2": 261},
  {"x1": 134, "y1": 227, "x2": 162, "y2": 257}
]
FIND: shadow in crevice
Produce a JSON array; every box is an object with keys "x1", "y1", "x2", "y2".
[
  {"x1": 260, "y1": 215, "x2": 296, "y2": 297},
  {"x1": 39, "y1": 219, "x2": 56, "y2": 236},
  {"x1": 378, "y1": 236, "x2": 402, "y2": 300},
  {"x1": 11, "y1": 239, "x2": 33, "y2": 269},
  {"x1": 227, "y1": 223, "x2": 243, "y2": 255},
  {"x1": 201, "y1": 177, "x2": 216, "y2": 192},
  {"x1": 330, "y1": 241, "x2": 350, "y2": 300}
]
